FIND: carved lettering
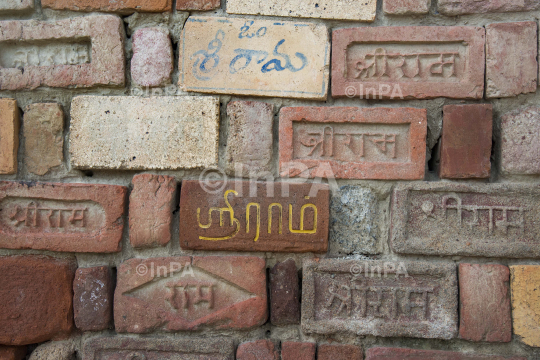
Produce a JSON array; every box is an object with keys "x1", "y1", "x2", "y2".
[
  {"x1": 166, "y1": 280, "x2": 216, "y2": 311},
  {"x1": 0, "y1": 42, "x2": 91, "y2": 69}
]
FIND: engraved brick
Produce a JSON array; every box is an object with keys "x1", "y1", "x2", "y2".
[
  {"x1": 440, "y1": 104, "x2": 492, "y2": 179},
  {"x1": 82, "y1": 337, "x2": 234, "y2": 360},
  {"x1": 23, "y1": 103, "x2": 64, "y2": 176},
  {"x1": 226, "y1": 0, "x2": 375, "y2": 21},
  {"x1": 0, "y1": 0, "x2": 33, "y2": 12},
  {"x1": 279, "y1": 107, "x2": 427, "y2": 180},
  {"x1": 486, "y1": 22, "x2": 538, "y2": 99},
  {"x1": 270, "y1": 259, "x2": 300, "y2": 325},
  {"x1": 0, "y1": 99, "x2": 19, "y2": 175},
  {"x1": 318, "y1": 344, "x2": 363, "y2": 360},
  {"x1": 366, "y1": 347, "x2": 527, "y2": 359},
  {"x1": 438, "y1": 0, "x2": 539, "y2": 15},
  {"x1": 391, "y1": 183, "x2": 540, "y2": 258},
  {"x1": 177, "y1": 0, "x2": 220, "y2": 10},
  {"x1": 0, "y1": 16, "x2": 125, "y2": 90},
  {"x1": 0, "y1": 255, "x2": 76, "y2": 345},
  {"x1": 180, "y1": 16, "x2": 329, "y2": 100},
  {"x1": 281, "y1": 342, "x2": 315, "y2": 360},
  {"x1": 70, "y1": 96, "x2": 219, "y2": 170},
  {"x1": 41, "y1": 0, "x2": 172, "y2": 12},
  {"x1": 302, "y1": 259, "x2": 458, "y2": 339},
  {"x1": 131, "y1": 27, "x2": 172, "y2": 87},
  {"x1": 0, "y1": 181, "x2": 127, "y2": 253},
  {"x1": 179, "y1": 180, "x2": 329, "y2": 253},
  {"x1": 501, "y1": 107, "x2": 540, "y2": 175},
  {"x1": 332, "y1": 26, "x2": 485, "y2": 99},
  {"x1": 0, "y1": 346, "x2": 26, "y2": 360},
  {"x1": 459, "y1": 264, "x2": 511, "y2": 342},
  {"x1": 129, "y1": 174, "x2": 177, "y2": 248},
  {"x1": 73, "y1": 266, "x2": 113, "y2": 331},
  {"x1": 225, "y1": 101, "x2": 274, "y2": 178},
  {"x1": 114, "y1": 256, "x2": 267, "y2": 333},
  {"x1": 237, "y1": 340, "x2": 278, "y2": 360},
  {"x1": 383, "y1": 0, "x2": 430, "y2": 14},
  {"x1": 510, "y1": 265, "x2": 540, "y2": 347}
]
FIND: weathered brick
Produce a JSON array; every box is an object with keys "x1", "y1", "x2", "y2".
[
  {"x1": 114, "y1": 256, "x2": 267, "y2": 333},
  {"x1": 237, "y1": 340, "x2": 278, "y2": 360},
  {"x1": 332, "y1": 26, "x2": 485, "y2": 99},
  {"x1": 82, "y1": 337, "x2": 234, "y2": 360},
  {"x1": 270, "y1": 259, "x2": 300, "y2": 325},
  {"x1": 131, "y1": 27, "x2": 173, "y2": 87},
  {"x1": 23, "y1": 103, "x2": 64, "y2": 176},
  {"x1": 281, "y1": 342, "x2": 315, "y2": 360},
  {"x1": 0, "y1": 16, "x2": 125, "y2": 90},
  {"x1": 440, "y1": 104, "x2": 492, "y2": 179},
  {"x1": 302, "y1": 259, "x2": 458, "y2": 339},
  {"x1": 383, "y1": 0, "x2": 430, "y2": 14},
  {"x1": 486, "y1": 22, "x2": 538, "y2": 99},
  {"x1": 0, "y1": 346, "x2": 26, "y2": 360},
  {"x1": 510, "y1": 265, "x2": 540, "y2": 347},
  {"x1": 225, "y1": 101, "x2": 274, "y2": 178},
  {"x1": 73, "y1": 266, "x2": 113, "y2": 331},
  {"x1": 41, "y1": 0, "x2": 172, "y2": 12},
  {"x1": 129, "y1": 174, "x2": 177, "y2": 248},
  {"x1": 279, "y1": 107, "x2": 426, "y2": 180},
  {"x1": 70, "y1": 96, "x2": 219, "y2": 170},
  {"x1": 391, "y1": 183, "x2": 540, "y2": 258},
  {"x1": 459, "y1": 264, "x2": 511, "y2": 342},
  {"x1": 177, "y1": 0, "x2": 220, "y2": 10},
  {"x1": 501, "y1": 107, "x2": 540, "y2": 175},
  {"x1": 227, "y1": 0, "x2": 375, "y2": 21},
  {"x1": 0, "y1": 0, "x2": 33, "y2": 12},
  {"x1": 318, "y1": 344, "x2": 363, "y2": 360},
  {"x1": 0, "y1": 181, "x2": 127, "y2": 253},
  {"x1": 179, "y1": 180, "x2": 329, "y2": 253},
  {"x1": 366, "y1": 347, "x2": 526, "y2": 359},
  {"x1": 0, "y1": 256, "x2": 75, "y2": 345},
  {"x1": 29, "y1": 339, "x2": 78, "y2": 360},
  {"x1": 438, "y1": 0, "x2": 539, "y2": 15},
  {"x1": 180, "y1": 16, "x2": 329, "y2": 100},
  {"x1": 0, "y1": 99, "x2": 19, "y2": 175}
]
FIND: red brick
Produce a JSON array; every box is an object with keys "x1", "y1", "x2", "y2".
[
  {"x1": 0, "y1": 346, "x2": 26, "y2": 360},
  {"x1": 440, "y1": 104, "x2": 492, "y2": 179},
  {"x1": 282, "y1": 342, "x2": 316, "y2": 360},
  {"x1": 486, "y1": 22, "x2": 538, "y2": 98},
  {"x1": 332, "y1": 26, "x2": 485, "y2": 100},
  {"x1": 73, "y1": 266, "x2": 114, "y2": 331},
  {"x1": 237, "y1": 340, "x2": 278, "y2": 360},
  {"x1": 318, "y1": 344, "x2": 363, "y2": 360},
  {"x1": 459, "y1": 264, "x2": 511, "y2": 342},
  {"x1": 131, "y1": 28, "x2": 173, "y2": 87},
  {"x1": 279, "y1": 107, "x2": 426, "y2": 180},
  {"x1": 177, "y1": 0, "x2": 220, "y2": 10},
  {"x1": 0, "y1": 181, "x2": 127, "y2": 253},
  {"x1": 0, "y1": 256, "x2": 76, "y2": 345},
  {"x1": 0, "y1": 99, "x2": 19, "y2": 175},
  {"x1": 129, "y1": 174, "x2": 177, "y2": 248},
  {"x1": 41, "y1": 0, "x2": 172, "y2": 12},
  {"x1": 501, "y1": 107, "x2": 540, "y2": 175},
  {"x1": 383, "y1": 0, "x2": 430, "y2": 14},
  {"x1": 366, "y1": 347, "x2": 526, "y2": 359},
  {"x1": 0, "y1": 16, "x2": 125, "y2": 91},
  {"x1": 114, "y1": 256, "x2": 267, "y2": 333},
  {"x1": 439, "y1": 0, "x2": 539, "y2": 15},
  {"x1": 179, "y1": 180, "x2": 329, "y2": 253},
  {"x1": 270, "y1": 259, "x2": 300, "y2": 325}
]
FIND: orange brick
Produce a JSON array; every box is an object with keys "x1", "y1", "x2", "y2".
[
  {"x1": 0, "y1": 99, "x2": 19, "y2": 175},
  {"x1": 41, "y1": 0, "x2": 172, "y2": 12}
]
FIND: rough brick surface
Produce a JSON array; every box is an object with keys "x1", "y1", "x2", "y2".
[
  {"x1": 0, "y1": 256, "x2": 76, "y2": 345},
  {"x1": 0, "y1": 99, "x2": 19, "y2": 175},
  {"x1": 41, "y1": 0, "x2": 172, "y2": 12},
  {"x1": 0, "y1": 346, "x2": 26, "y2": 360},
  {"x1": 28, "y1": 340, "x2": 77, "y2": 360},
  {"x1": 0, "y1": 181, "x2": 126, "y2": 253},
  {"x1": 332, "y1": 26, "x2": 485, "y2": 99},
  {"x1": 383, "y1": 0, "x2": 430, "y2": 14},
  {"x1": 440, "y1": 104, "x2": 492, "y2": 179},
  {"x1": 459, "y1": 264, "x2": 512, "y2": 342},
  {"x1": 23, "y1": 103, "x2": 64, "y2": 176},
  {"x1": 501, "y1": 107, "x2": 540, "y2": 175},
  {"x1": 236, "y1": 340, "x2": 278, "y2": 360},
  {"x1": 0, "y1": 0, "x2": 33, "y2": 12},
  {"x1": 0, "y1": 16, "x2": 125, "y2": 90},
  {"x1": 270, "y1": 259, "x2": 300, "y2": 325},
  {"x1": 279, "y1": 107, "x2": 427, "y2": 180},
  {"x1": 510, "y1": 265, "x2": 540, "y2": 347},
  {"x1": 131, "y1": 27, "x2": 173, "y2": 87},
  {"x1": 225, "y1": 101, "x2": 274, "y2": 178},
  {"x1": 177, "y1": 0, "x2": 220, "y2": 10},
  {"x1": 366, "y1": 347, "x2": 527, "y2": 359},
  {"x1": 281, "y1": 342, "x2": 315, "y2": 360},
  {"x1": 486, "y1": 22, "x2": 538, "y2": 99},
  {"x1": 129, "y1": 174, "x2": 177, "y2": 248},
  {"x1": 318, "y1": 344, "x2": 363, "y2": 360},
  {"x1": 73, "y1": 266, "x2": 114, "y2": 331},
  {"x1": 438, "y1": 0, "x2": 539, "y2": 15},
  {"x1": 114, "y1": 256, "x2": 267, "y2": 333}
]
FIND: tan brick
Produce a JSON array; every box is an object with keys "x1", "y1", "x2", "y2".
[
  {"x1": 510, "y1": 265, "x2": 540, "y2": 347},
  {"x1": 383, "y1": 0, "x2": 430, "y2": 15},
  {"x1": 439, "y1": 0, "x2": 539, "y2": 15},
  {"x1": 366, "y1": 347, "x2": 526, "y2": 359},
  {"x1": 0, "y1": 99, "x2": 19, "y2": 175},
  {"x1": 41, "y1": 0, "x2": 172, "y2": 12},
  {"x1": 501, "y1": 107, "x2": 540, "y2": 175},
  {"x1": 0, "y1": 0, "x2": 33, "y2": 12}
]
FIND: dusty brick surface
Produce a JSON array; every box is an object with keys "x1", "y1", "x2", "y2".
[
  {"x1": 510, "y1": 265, "x2": 540, "y2": 347},
  {"x1": 459, "y1": 264, "x2": 511, "y2": 342},
  {"x1": 501, "y1": 107, "x2": 540, "y2": 175},
  {"x1": 0, "y1": 255, "x2": 76, "y2": 345},
  {"x1": 131, "y1": 27, "x2": 173, "y2": 87},
  {"x1": 23, "y1": 103, "x2": 64, "y2": 176},
  {"x1": 0, "y1": 16, "x2": 125, "y2": 90},
  {"x1": 28, "y1": 340, "x2": 78, "y2": 360},
  {"x1": 366, "y1": 347, "x2": 527, "y2": 359},
  {"x1": 383, "y1": 0, "x2": 430, "y2": 14},
  {"x1": 281, "y1": 342, "x2": 315, "y2": 360},
  {"x1": 41, "y1": 0, "x2": 172, "y2": 12},
  {"x1": 129, "y1": 174, "x2": 177, "y2": 248},
  {"x1": 438, "y1": 0, "x2": 539, "y2": 15},
  {"x1": 270, "y1": 259, "x2": 300, "y2": 325},
  {"x1": 0, "y1": 181, "x2": 127, "y2": 253},
  {"x1": 0, "y1": 346, "x2": 26, "y2": 360},
  {"x1": 73, "y1": 266, "x2": 114, "y2": 331},
  {"x1": 486, "y1": 22, "x2": 538, "y2": 99},
  {"x1": 440, "y1": 104, "x2": 492, "y2": 179},
  {"x1": 177, "y1": 0, "x2": 220, "y2": 10},
  {"x1": 237, "y1": 340, "x2": 278, "y2": 360},
  {"x1": 0, "y1": 99, "x2": 19, "y2": 175},
  {"x1": 318, "y1": 344, "x2": 363, "y2": 360},
  {"x1": 0, "y1": 0, "x2": 33, "y2": 12}
]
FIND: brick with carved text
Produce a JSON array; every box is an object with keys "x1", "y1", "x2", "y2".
[
  {"x1": 74, "y1": 266, "x2": 114, "y2": 331},
  {"x1": 501, "y1": 107, "x2": 540, "y2": 175},
  {"x1": 281, "y1": 342, "x2": 315, "y2": 360},
  {"x1": 179, "y1": 180, "x2": 329, "y2": 253},
  {"x1": 41, "y1": 0, "x2": 172, "y2": 12},
  {"x1": 366, "y1": 347, "x2": 527, "y2": 359},
  {"x1": 0, "y1": 0, "x2": 33, "y2": 12},
  {"x1": 332, "y1": 26, "x2": 485, "y2": 99},
  {"x1": 0, "y1": 99, "x2": 19, "y2": 175},
  {"x1": 0, "y1": 16, "x2": 125, "y2": 90},
  {"x1": 0, "y1": 346, "x2": 26, "y2": 360},
  {"x1": 391, "y1": 183, "x2": 540, "y2": 258},
  {"x1": 131, "y1": 27, "x2": 173, "y2": 87},
  {"x1": 177, "y1": 0, "x2": 220, "y2": 10},
  {"x1": 237, "y1": 340, "x2": 278, "y2": 360},
  {"x1": 0, "y1": 181, "x2": 127, "y2": 253},
  {"x1": 383, "y1": 0, "x2": 430, "y2": 14},
  {"x1": 279, "y1": 107, "x2": 426, "y2": 180},
  {"x1": 114, "y1": 256, "x2": 267, "y2": 333},
  {"x1": 510, "y1": 265, "x2": 540, "y2": 347},
  {"x1": 270, "y1": 259, "x2": 300, "y2": 325},
  {"x1": 318, "y1": 344, "x2": 363, "y2": 360},
  {"x1": 438, "y1": 0, "x2": 539, "y2": 15}
]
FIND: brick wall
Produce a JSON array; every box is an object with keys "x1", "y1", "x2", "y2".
[{"x1": 0, "y1": 0, "x2": 539, "y2": 359}]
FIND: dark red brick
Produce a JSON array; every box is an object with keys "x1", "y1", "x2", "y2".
[
  {"x1": 318, "y1": 344, "x2": 363, "y2": 360},
  {"x1": 270, "y1": 259, "x2": 300, "y2": 325},
  {"x1": 0, "y1": 346, "x2": 26, "y2": 360},
  {"x1": 282, "y1": 342, "x2": 316, "y2": 360},
  {"x1": 73, "y1": 266, "x2": 114, "y2": 331},
  {"x1": 237, "y1": 340, "x2": 278, "y2": 360}
]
